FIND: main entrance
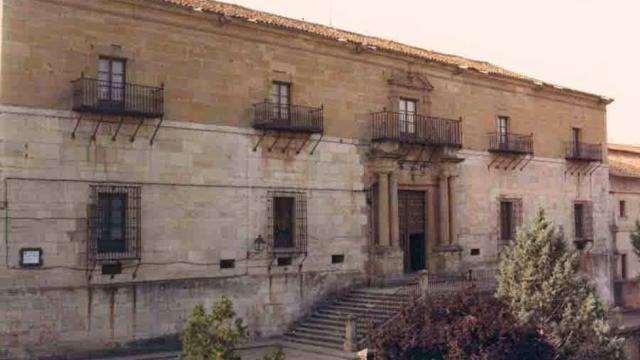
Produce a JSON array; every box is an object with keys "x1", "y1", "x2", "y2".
[{"x1": 398, "y1": 190, "x2": 426, "y2": 272}]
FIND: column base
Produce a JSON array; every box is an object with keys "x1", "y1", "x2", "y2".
[{"x1": 373, "y1": 246, "x2": 405, "y2": 285}]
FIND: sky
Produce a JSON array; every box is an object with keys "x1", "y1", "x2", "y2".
[{"x1": 223, "y1": 0, "x2": 639, "y2": 145}]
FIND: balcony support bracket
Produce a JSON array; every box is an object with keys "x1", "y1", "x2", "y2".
[
  {"x1": 130, "y1": 119, "x2": 145, "y2": 143},
  {"x1": 150, "y1": 116, "x2": 164, "y2": 145},
  {"x1": 310, "y1": 133, "x2": 323, "y2": 155},
  {"x1": 71, "y1": 114, "x2": 83, "y2": 139},
  {"x1": 503, "y1": 155, "x2": 519, "y2": 170},
  {"x1": 282, "y1": 136, "x2": 295, "y2": 154},
  {"x1": 518, "y1": 155, "x2": 533, "y2": 171},
  {"x1": 296, "y1": 136, "x2": 309, "y2": 154},
  {"x1": 253, "y1": 132, "x2": 267, "y2": 152},
  {"x1": 112, "y1": 116, "x2": 125, "y2": 141},
  {"x1": 268, "y1": 133, "x2": 282, "y2": 152},
  {"x1": 587, "y1": 162, "x2": 601, "y2": 176},
  {"x1": 90, "y1": 116, "x2": 104, "y2": 142}
]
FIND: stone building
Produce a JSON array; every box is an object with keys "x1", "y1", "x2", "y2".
[{"x1": 0, "y1": 0, "x2": 614, "y2": 357}]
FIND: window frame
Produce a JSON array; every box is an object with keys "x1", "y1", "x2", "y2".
[
  {"x1": 398, "y1": 97, "x2": 418, "y2": 135},
  {"x1": 573, "y1": 201, "x2": 593, "y2": 241},
  {"x1": 496, "y1": 116, "x2": 509, "y2": 147},
  {"x1": 97, "y1": 56, "x2": 126, "y2": 103},
  {"x1": 267, "y1": 190, "x2": 307, "y2": 255},
  {"x1": 498, "y1": 198, "x2": 522, "y2": 242},
  {"x1": 89, "y1": 184, "x2": 141, "y2": 262},
  {"x1": 620, "y1": 200, "x2": 627, "y2": 218},
  {"x1": 271, "y1": 81, "x2": 291, "y2": 120}
]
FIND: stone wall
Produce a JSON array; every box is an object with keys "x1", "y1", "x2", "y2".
[{"x1": 611, "y1": 175, "x2": 640, "y2": 279}]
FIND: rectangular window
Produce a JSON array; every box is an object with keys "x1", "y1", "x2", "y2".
[
  {"x1": 399, "y1": 98, "x2": 417, "y2": 134},
  {"x1": 574, "y1": 201, "x2": 593, "y2": 241},
  {"x1": 267, "y1": 191, "x2": 307, "y2": 254},
  {"x1": 620, "y1": 200, "x2": 626, "y2": 218},
  {"x1": 271, "y1": 82, "x2": 290, "y2": 120},
  {"x1": 499, "y1": 198, "x2": 522, "y2": 241},
  {"x1": 98, "y1": 57, "x2": 125, "y2": 103},
  {"x1": 89, "y1": 184, "x2": 141, "y2": 261},
  {"x1": 496, "y1": 116, "x2": 509, "y2": 148},
  {"x1": 571, "y1": 127, "x2": 581, "y2": 155},
  {"x1": 621, "y1": 253, "x2": 628, "y2": 280}
]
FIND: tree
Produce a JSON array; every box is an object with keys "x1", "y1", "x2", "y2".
[
  {"x1": 369, "y1": 287, "x2": 558, "y2": 360},
  {"x1": 182, "y1": 296, "x2": 248, "y2": 360},
  {"x1": 262, "y1": 344, "x2": 286, "y2": 360},
  {"x1": 630, "y1": 220, "x2": 640, "y2": 261},
  {"x1": 497, "y1": 209, "x2": 624, "y2": 359}
]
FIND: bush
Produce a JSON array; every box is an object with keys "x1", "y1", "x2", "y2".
[
  {"x1": 181, "y1": 296, "x2": 248, "y2": 360},
  {"x1": 369, "y1": 287, "x2": 558, "y2": 360}
]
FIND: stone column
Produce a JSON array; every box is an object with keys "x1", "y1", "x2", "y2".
[
  {"x1": 377, "y1": 172, "x2": 391, "y2": 247},
  {"x1": 439, "y1": 175, "x2": 450, "y2": 244},
  {"x1": 448, "y1": 176, "x2": 456, "y2": 245},
  {"x1": 389, "y1": 171, "x2": 400, "y2": 248}
]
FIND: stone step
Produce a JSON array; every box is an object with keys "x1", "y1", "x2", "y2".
[
  {"x1": 332, "y1": 300, "x2": 405, "y2": 311},
  {"x1": 305, "y1": 316, "x2": 379, "y2": 328},
  {"x1": 284, "y1": 331, "x2": 343, "y2": 347},
  {"x1": 288, "y1": 326, "x2": 365, "y2": 342},
  {"x1": 337, "y1": 297, "x2": 408, "y2": 307},
  {"x1": 276, "y1": 340, "x2": 360, "y2": 360}
]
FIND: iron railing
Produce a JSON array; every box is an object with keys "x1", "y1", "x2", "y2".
[
  {"x1": 252, "y1": 101, "x2": 323, "y2": 133},
  {"x1": 72, "y1": 77, "x2": 164, "y2": 118},
  {"x1": 488, "y1": 133, "x2": 533, "y2": 154},
  {"x1": 371, "y1": 111, "x2": 462, "y2": 147},
  {"x1": 266, "y1": 190, "x2": 308, "y2": 255},
  {"x1": 88, "y1": 184, "x2": 141, "y2": 262},
  {"x1": 565, "y1": 142, "x2": 602, "y2": 161}
]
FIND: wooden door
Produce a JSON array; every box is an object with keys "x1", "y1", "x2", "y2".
[{"x1": 398, "y1": 190, "x2": 426, "y2": 272}]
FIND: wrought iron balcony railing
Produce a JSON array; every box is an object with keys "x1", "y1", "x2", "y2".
[
  {"x1": 488, "y1": 133, "x2": 533, "y2": 154},
  {"x1": 72, "y1": 77, "x2": 164, "y2": 118},
  {"x1": 565, "y1": 142, "x2": 602, "y2": 162},
  {"x1": 252, "y1": 101, "x2": 323, "y2": 133},
  {"x1": 371, "y1": 111, "x2": 462, "y2": 147}
]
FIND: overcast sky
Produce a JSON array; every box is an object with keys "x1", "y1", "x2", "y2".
[{"x1": 224, "y1": 0, "x2": 638, "y2": 145}]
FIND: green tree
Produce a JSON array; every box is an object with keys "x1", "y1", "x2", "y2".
[
  {"x1": 497, "y1": 209, "x2": 624, "y2": 359},
  {"x1": 182, "y1": 296, "x2": 248, "y2": 360},
  {"x1": 630, "y1": 220, "x2": 640, "y2": 261},
  {"x1": 262, "y1": 344, "x2": 286, "y2": 360}
]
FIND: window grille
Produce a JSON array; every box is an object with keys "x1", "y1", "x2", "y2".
[
  {"x1": 573, "y1": 201, "x2": 593, "y2": 241},
  {"x1": 498, "y1": 198, "x2": 523, "y2": 241},
  {"x1": 88, "y1": 184, "x2": 141, "y2": 262},
  {"x1": 266, "y1": 191, "x2": 307, "y2": 255}
]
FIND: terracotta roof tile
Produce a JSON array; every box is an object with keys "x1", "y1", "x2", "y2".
[
  {"x1": 609, "y1": 144, "x2": 640, "y2": 178},
  {"x1": 156, "y1": 0, "x2": 610, "y2": 102}
]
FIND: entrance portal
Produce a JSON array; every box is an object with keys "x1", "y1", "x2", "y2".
[{"x1": 398, "y1": 190, "x2": 426, "y2": 272}]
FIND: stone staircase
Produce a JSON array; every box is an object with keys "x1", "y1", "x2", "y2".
[{"x1": 282, "y1": 285, "x2": 416, "y2": 352}]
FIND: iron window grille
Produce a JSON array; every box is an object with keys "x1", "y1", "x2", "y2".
[
  {"x1": 88, "y1": 184, "x2": 141, "y2": 262},
  {"x1": 498, "y1": 198, "x2": 523, "y2": 241},
  {"x1": 573, "y1": 201, "x2": 594, "y2": 242},
  {"x1": 266, "y1": 191, "x2": 308, "y2": 255}
]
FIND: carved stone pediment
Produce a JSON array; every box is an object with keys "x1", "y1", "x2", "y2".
[{"x1": 387, "y1": 70, "x2": 434, "y2": 92}]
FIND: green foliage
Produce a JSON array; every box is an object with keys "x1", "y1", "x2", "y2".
[
  {"x1": 370, "y1": 287, "x2": 558, "y2": 359},
  {"x1": 182, "y1": 296, "x2": 248, "y2": 360},
  {"x1": 630, "y1": 220, "x2": 640, "y2": 261},
  {"x1": 497, "y1": 209, "x2": 625, "y2": 360},
  {"x1": 262, "y1": 344, "x2": 286, "y2": 360}
]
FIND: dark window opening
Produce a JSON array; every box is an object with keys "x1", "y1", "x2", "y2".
[
  {"x1": 499, "y1": 198, "x2": 522, "y2": 241},
  {"x1": 277, "y1": 257, "x2": 292, "y2": 267},
  {"x1": 220, "y1": 259, "x2": 235, "y2": 269},
  {"x1": 271, "y1": 82, "x2": 290, "y2": 120},
  {"x1": 470, "y1": 248, "x2": 480, "y2": 256},
  {"x1": 620, "y1": 200, "x2": 626, "y2": 218},
  {"x1": 332, "y1": 254, "x2": 345, "y2": 264},
  {"x1": 574, "y1": 203, "x2": 584, "y2": 239},
  {"x1": 496, "y1": 116, "x2": 509, "y2": 148},
  {"x1": 267, "y1": 191, "x2": 307, "y2": 254},
  {"x1": 101, "y1": 263, "x2": 122, "y2": 275},
  {"x1": 89, "y1": 184, "x2": 141, "y2": 261},
  {"x1": 621, "y1": 253, "x2": 628, "y2": 280},
  {"x1": 398, "y1": 98, "x2": 417, "y2": 134},
  {"x1": 98, "y1": 57, "x2": 126, "y2": 104},
  {"x1": 573, "y1": 201, "x2": 593, "y2": 241}
]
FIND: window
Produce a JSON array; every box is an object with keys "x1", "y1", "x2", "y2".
[
  {"x1": 271, "y1": 82, "x2": 290, "y2": 120},
  {"x1": 399, "y1": 98, "x2": 417, "y2": 134},
  {"x1": 267, "y1": 191, "x2": 307, "y2": 254},
  {"x1": 574, "y1": 201, "x2": 593, "y2": 241},
  {"x1": 89, "y1": 184, "x2": 141, "y2": 261},
  {"x1": 620, "y1": 200, "x2": 626, "y2": 218},
  {"x1": 499, "y1": 198, "x2": 522, "y2": 241},
  {"x1": 571, "y1": 127, "x2": 581, "y2": 155},
  {"x1": 220, "y1": 259, "x2": 236, "y2": 269},
  {"x1": 621, "y1": 253, "x2": 628, "y2": 280},
  {"x1": 496, "y1": 116, "x2": 509, "y2": 147},
  {"x1": 331, "y1": 254, "x2": 345, "y2": 264},
  {"x1": 98, "y1": 57, "x2": 125, "y2": 104}
]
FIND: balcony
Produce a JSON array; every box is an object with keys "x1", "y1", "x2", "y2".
[
  {"x1": 371, "y1": 111, "x2": 462, "y2": 147},
  {"x1": 252, "y1": 101, "x2": 323, "y2": 133},
  {"x1": 565, "y1": 142, "x2": 602, "y2": 162},
  {"x1": 72, "y1": 77, "x2": 164, "y2": 118},
  {"x1": 488, "y1": 133, "x2": 533, "y2": 154}
]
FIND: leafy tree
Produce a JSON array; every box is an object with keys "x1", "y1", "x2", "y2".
[
  {"x1": 262, "y1": 344, "x2": 286, "y2": 360},
  {"x1": 182, "y1": 296, "x2": 248, "y2": 360},
  {"x1": 497, "y1": 209, "x2": 624, "y2": 359},
  {"x1": 630, "y1": 220, "x2": 640, "y2": 261},
  {"x1": 369, "y1": 287, "x2": 558, "y2": 359}
]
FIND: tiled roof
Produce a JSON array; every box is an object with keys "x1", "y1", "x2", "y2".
[
  {"x1": 609, "y1": 144, "x2": 640, "y2": 178},
  {"x1": 156, "y1": 0, "x2": 610, "y2": 102}
]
